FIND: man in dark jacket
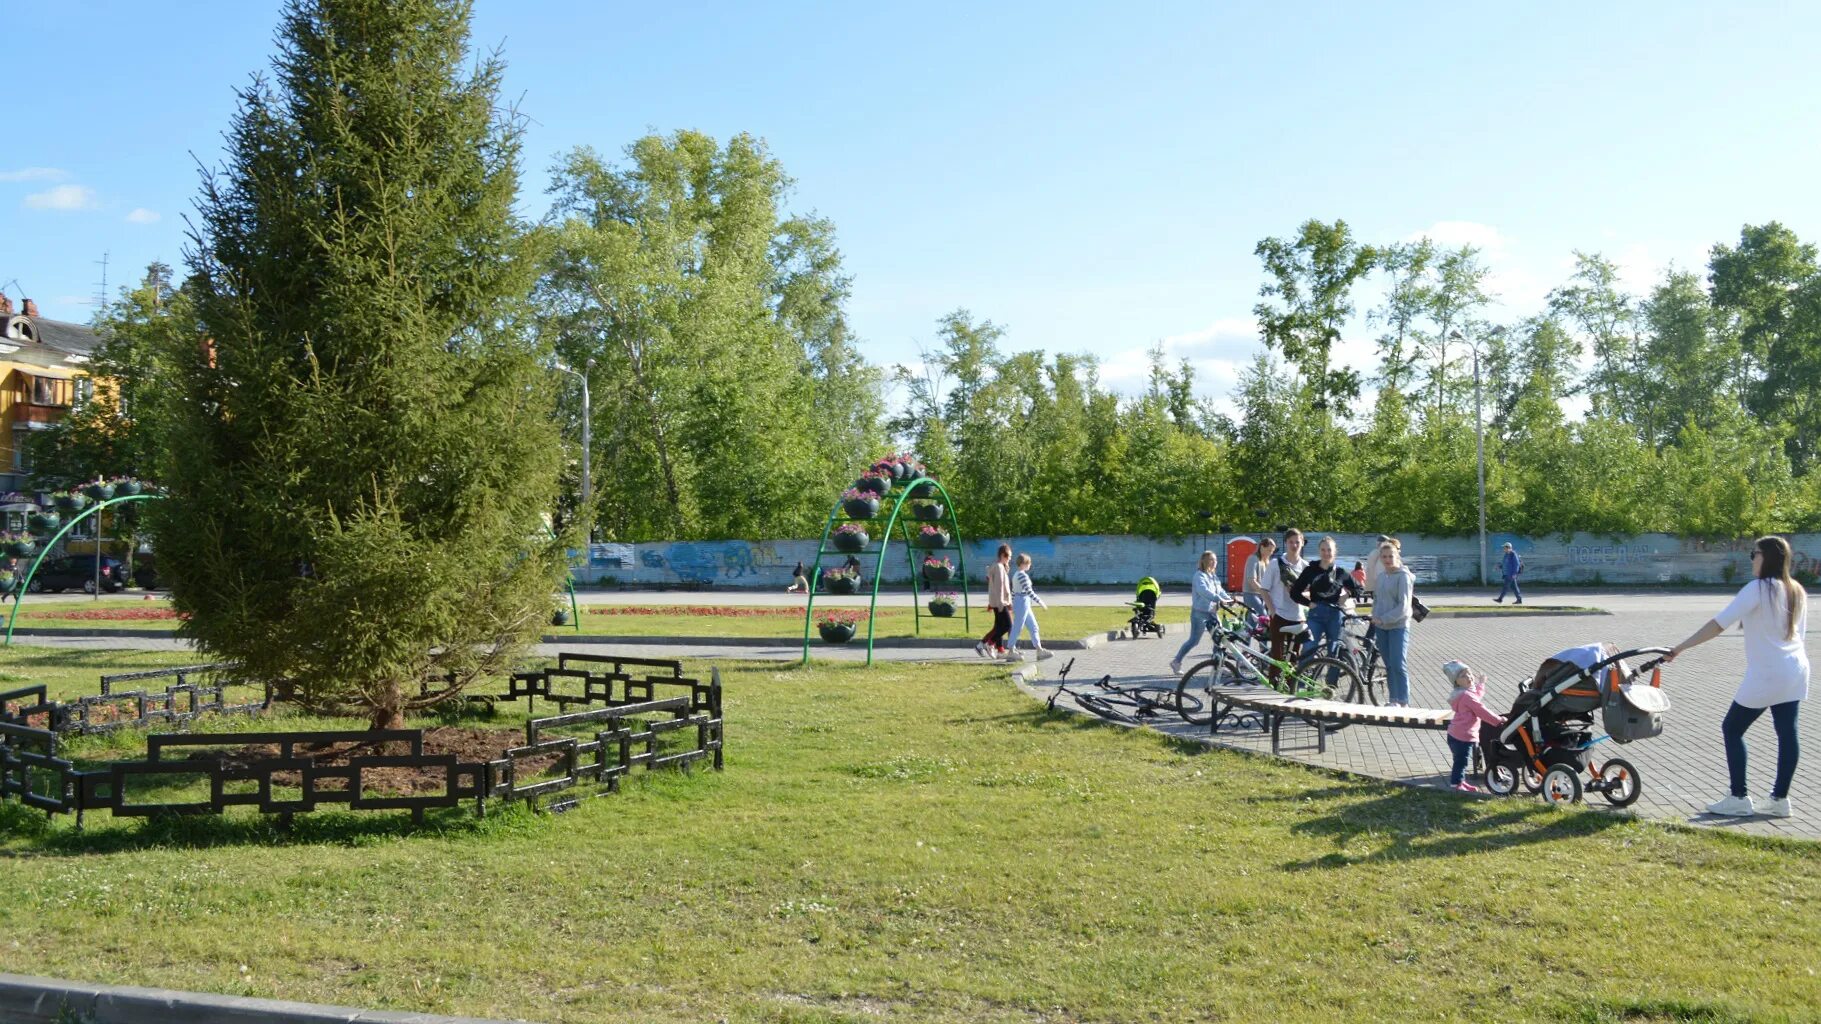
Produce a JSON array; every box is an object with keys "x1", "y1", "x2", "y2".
[{"x1": 1495, "y1": 543, "x2": 1523, "y2": 604}]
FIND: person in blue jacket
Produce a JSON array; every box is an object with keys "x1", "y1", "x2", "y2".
[
  {"x1": 1495, "y1": 542, "x2": 1523, "y2": 604},
  {"x1": 1169, "y1": 550, "x2": 1227, "y2": 675}
]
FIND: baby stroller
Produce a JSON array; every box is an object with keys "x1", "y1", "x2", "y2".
[
  {"x1": 1480, "y1": 645, "x2": 1672, "y2": 806},
  {"x1": 1127, "y1": 577, "x2": 1166, "y2": 640}
]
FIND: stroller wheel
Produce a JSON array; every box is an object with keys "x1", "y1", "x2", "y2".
[
  {"x1": 1540, "y1": 765, "x2": 1583, "y2": 806},
  {"x1": 1596, "y1": 757, "x2": 1642, "y2": 807},
  {"x1": 1521, "y1": 766, "x2": 1544, "y2": 794},
  {"x1": 1156, "y1": 624, "x2": 1166, "y2": 638},
  {"x1": 1485, "y1": 762, "x2": 1521, "y2": 796}
]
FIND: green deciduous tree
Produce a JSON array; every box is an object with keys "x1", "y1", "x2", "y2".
[
  {"x1": 158, "y1": 0, "x2": 565, "y2": 728},
  {"x1": 1253, "y1": 219, "x2": 1378, "y2": 413}
]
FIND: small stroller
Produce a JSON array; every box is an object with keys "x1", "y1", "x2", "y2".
[
  {"x1": 1127, "y1": 577, "x2": 1166, "y2": 640},
  {"x1": 1480, "y1": 645, "x2": 1672, "y2": 806}
]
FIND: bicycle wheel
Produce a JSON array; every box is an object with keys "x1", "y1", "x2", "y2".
[
  {"x1": 1130, "y1": 686, "x2": 1189, "y2": 721},
  {"x1": 1073, "y1": 691, "x2": 1136, "y2": 724},
  {"x1": 1174, "y1": 656, "x2": 1227, "y2": 725},
  {"x1": 1285, "y1": 655, "x2": 1360, "y2": 733}
]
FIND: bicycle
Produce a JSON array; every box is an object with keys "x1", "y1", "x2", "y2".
[
  {"x1": 1046, "y1": 657, "x2": 1201, "y2": 725},
  {"x1": 1293, "y1": 610, "x2": 1382, "y2": 706},
  {"x1": 1173, "y1": 603, "x2": 1362, "y2": 731}
]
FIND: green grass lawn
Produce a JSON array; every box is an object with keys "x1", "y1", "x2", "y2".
[{"x1": 0, "y1": 646, "x2": 1815, "y2": 1022}]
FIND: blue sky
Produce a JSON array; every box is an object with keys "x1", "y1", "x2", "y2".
[{"x1": 5, "y1": 1, "x2": 1819, "y2": 412}]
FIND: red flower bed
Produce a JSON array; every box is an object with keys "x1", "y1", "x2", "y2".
[
  {"x1": 587, "y1": 605, "x2": 813, "y2": 618},
  {"x1": 24, "y1": 607, "x2": 185, "y2": 621}
]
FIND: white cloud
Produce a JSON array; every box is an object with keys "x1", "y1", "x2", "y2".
[
  {"x1": 23, "y1": 184, "x2": 97, "y2": 210},
  {"x1": 1409, "y1": 220, "x2": 1508, "y2": 254},
  {"x1": 0, "y1": 167, "x2": 67, "y2": 183},
  {"x1": 125, "y1": 207, "x2": 161, "y2": 224}
]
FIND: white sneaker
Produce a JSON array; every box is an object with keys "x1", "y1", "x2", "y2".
[
  {"x1": 1169, "y1": 658, "x2": 1183, "y2": 675},
  {"x1": 974, "y1": 642, "x2": 987, "y2": 658},
  {"x1": 1705, "y1": 795, "x2": 1757, "y2": 817},
  {"x1": 1763, "y1": 796, "x2": 1793, "y2": 818}
]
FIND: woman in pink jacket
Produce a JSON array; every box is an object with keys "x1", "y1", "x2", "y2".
[
  {"x1": 976, "y1": 543, "x2": 1014, "y2": 659},
  {"x1": 1441, "y1": 660, "x2": 1505, "y2": 793}
]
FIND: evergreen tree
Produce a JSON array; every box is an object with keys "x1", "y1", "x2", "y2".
[{"x1": 158, "y1": 0, "x2": 564, "y2": 728}]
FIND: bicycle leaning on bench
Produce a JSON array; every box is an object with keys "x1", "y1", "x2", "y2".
[
  {"x1": 1046, "y1": 657, "x2": 1204, "y2": 725},
  {"x1": 1173, "y1": 599, "x2": 1364, "y2": 731}
]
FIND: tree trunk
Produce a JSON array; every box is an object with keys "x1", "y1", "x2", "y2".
[{"x1": 367, "y1": 683, "x2": 406, "y2": 730}]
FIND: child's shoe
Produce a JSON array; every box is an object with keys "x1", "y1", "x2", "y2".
[{"x1": 1452, "y1": 782, "x2": 1480, "y2": 793}]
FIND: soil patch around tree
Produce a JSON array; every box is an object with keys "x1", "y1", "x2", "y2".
[{"x1": 185, "y1": 726, "x2": 558, "y2": 794}]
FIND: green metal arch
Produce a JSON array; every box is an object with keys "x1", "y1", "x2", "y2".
[
  {"x1": 5, "y1": 493, "x2": 160, "y2": 646},
  {"x1": 800, "y1": 475, "x2": 970, "y2": 665}
]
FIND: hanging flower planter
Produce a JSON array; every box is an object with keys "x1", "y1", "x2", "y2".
[
  {"x1": 832, "y1": 523, "x2": 869, "y2": 553},
  {"x1": 841, "y1": 488, "x2": 880, "y2": 520},
  {"x1": 911, "y1": 501, "x2": 945, "y2": 522},
  {"x1": 80, "y1": 480, "x2": 115, "y2": 503},
  {"x1": 110, "y1": 478, "x2": 143, "y2": 497},
  {"x1": 915, "y1": 526, "x2": 950, "y2": 550},
  {"x1": 0, "y1": 571, "x2": 15, "y2": 595},
  {"x1": 50, "y1": 491, "x2": 89, "y2": 514},
  {"x1": 928, "y1": 594, "x2": 957, "y2": 618},
  {"x1": 905, "y1": 479, "x2": 937, "y2": 498},
  {"x1": 854, "y1": 471, "x2": 891, "y2": 497},
  {"x1": 26, "y1": 511, "x2": 60, "y2": 535},
  {"x1": 816, "y1": 610, "x2": 862, "y2": 644},
  {"x1": 822, "y1": 571, "x2": 860, "y2": 595},
  {"x1": 550, "y1": 605, "x2": 571, "y2": 627},
  {"x1": 921, "y1": 555, "x2": 954, "y2": 583},
  {"x1": 5, "y1": 534, "x2": 38, "y2": 559}
]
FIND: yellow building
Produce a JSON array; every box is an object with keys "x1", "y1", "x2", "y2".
[{"x1": 0, "y1": 296, "x2": 99, "y2": 498}]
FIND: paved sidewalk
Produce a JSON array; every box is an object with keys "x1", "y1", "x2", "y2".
[{"x1": 1015, "y1": 594, "x2": 1816, "y2": 839}]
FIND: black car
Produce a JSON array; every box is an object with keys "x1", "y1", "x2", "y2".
[{"x1": 26, "y1": 556, "x2": 128, "y2": 594}]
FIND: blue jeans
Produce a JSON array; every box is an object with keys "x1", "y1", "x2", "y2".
[
  {"x1": 1378, "y1": 625, "x2": 1410, "y2": 704},
  {"x1": 1447, "y1": 736, "x2": 1474, "y2": 786},
  {"x1": 1497, "y1": 576, "x2": 1522, "y2": 602},
  {"x1": 1306, "y1": 604, "x2": 1342, "y2": 657},
  {"x1": 1174, "y1": 611, "x2": 1218, "y2": 665},
  {"x1": 1723, "y1": 700, "x2": 1801, "y2": 799}
]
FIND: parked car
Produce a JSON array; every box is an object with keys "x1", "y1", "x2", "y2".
[{"x1": 26, "y1": 556, "x2": 128, "y2": 594}]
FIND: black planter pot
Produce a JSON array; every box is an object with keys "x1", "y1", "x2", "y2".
[
  {"x1": 9, "y1": 539, "x2": 38, "y2": 559},
  {"x1": 842, "y1": 497, "x2": 880, "y2": 520},
  {"x1": 27, "y1": 512, "x2": 60, "y2": 535},
  {"x1": 883, "y1": 460, "x2": 908, "y2": 482},
  {"x1": 928, "y1": 601, "x2": 956, "y2": 618},
  {"x1": 51, "y1": 494, "x2": 88, "y2": 514},
  {"x1": 912, "y1": 502, "x2": 945, "y2": 522},
  {"x1": 818, "y1": 621, "x2": 858, "y2": 643},
  {"x1": 832, "y1": 529, "x2": 868, "y2": 553},
  {"x1": 922, "y1": 564, "x2": 953, "y2": 583},
  {"x1": 111, "y1": 479, "x2": 143, "y2": 497},
  {"x1": 550, "y1": 607, "x2": 571, "y2": 627},
  {"x1": 905, "y1": 479, "x2": 937, "y2": 497},
  {"x1": 855, "y1": 475, "x2": 890, "y2": 497},
  {"x1": 915, "y1": 529, "x2": 950, "y2": 550},
  {"x1": 824, "y1": 576, "x2": 859, "y2": 595},
  {"x1": 80, "y1": 482, "x2": 115, "y2": 503}
]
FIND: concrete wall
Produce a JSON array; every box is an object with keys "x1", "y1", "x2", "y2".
[{"x1": 571, "y1": 532, "x2": 1821, "y2": 589}]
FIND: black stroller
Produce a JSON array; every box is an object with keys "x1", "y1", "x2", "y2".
[
  {"x1": 1480, "y1": 645, "x2": 1672, "y2": 806},
  {"x1": 1127, "y1": 577, "x2": 1166, "y2": 640}
]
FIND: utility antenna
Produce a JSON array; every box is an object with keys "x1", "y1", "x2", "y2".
[{"x1": 92, "y1": 251, "x2": 110, "y2": 311}]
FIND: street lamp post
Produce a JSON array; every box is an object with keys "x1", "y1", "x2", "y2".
[
  {"x1": 1450, "y1": 329, "x2": 1487, "y2": 587},
  {"x1": 553, "y1": 359, "x2": 593, "y2": 540}
]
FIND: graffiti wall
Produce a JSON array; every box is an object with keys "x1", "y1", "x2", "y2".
[{"x1": 571, "y1": 533, "x2": 1821, "y2": 589}]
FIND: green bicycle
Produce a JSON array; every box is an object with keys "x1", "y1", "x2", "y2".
[{"x1": 1172, "y1": 604, "x2": 1362, "y2": 732}]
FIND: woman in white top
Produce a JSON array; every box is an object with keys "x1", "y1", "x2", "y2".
[{"x1": 1666, "y1": 536, "x2": 1809, "y2": 819}]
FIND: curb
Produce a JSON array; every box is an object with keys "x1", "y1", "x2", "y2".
[
  {"x1": 536, "y1": 633, "x2": 1101, "y2": 650},
  {"x1": 0, "y1": 972, "x2": 531, "y2": 1024}
]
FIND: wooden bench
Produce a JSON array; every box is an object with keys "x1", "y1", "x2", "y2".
[{"x1": 1207, "y1": 682, "x2": 1451, "y2": 754}]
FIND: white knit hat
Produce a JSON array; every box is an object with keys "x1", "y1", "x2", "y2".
[{"x1": 1441, "y1": 660, "x2": 1472, "y2": 687}]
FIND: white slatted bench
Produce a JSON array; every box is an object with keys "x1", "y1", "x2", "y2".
[{"x1": 1207, "y1": 683, "x2": 1452, "y2": 754}]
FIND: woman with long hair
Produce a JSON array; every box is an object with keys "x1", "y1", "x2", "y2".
[
  {"x1": 1242, "y1": 537, "x2": 1275, "y2": 618},
  {"x1": 1169, "y1": 550, "x2": 1227, "y2": 675},
  {"x1": 1370, "y1": 541, "x2": 1416, "y2": 706},
  {"x1": 1667, "y1": 536, "x2": 1808, "y2": 819}
]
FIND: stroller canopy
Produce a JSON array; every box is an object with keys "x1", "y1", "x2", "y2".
[{"x1": 1134, "y1": 577, "x2": 1160, "y2": 604}]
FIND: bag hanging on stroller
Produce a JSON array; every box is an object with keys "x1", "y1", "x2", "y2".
[{"x1": 1602, "y1": 663, "x2": 1671, "y2": 743}]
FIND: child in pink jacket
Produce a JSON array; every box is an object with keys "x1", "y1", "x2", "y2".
[{"x1": 1442, "y1": 660, "x2": 1505, "y2": 793}]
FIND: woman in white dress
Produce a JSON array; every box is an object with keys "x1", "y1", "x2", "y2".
[{"x1": 1666, "y1": 536, "x2": 1808, "y2": 819}]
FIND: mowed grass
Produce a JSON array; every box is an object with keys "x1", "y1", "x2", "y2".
[{"x1": 0, "y1": 646, "x2": 1816, "y2": 1022}]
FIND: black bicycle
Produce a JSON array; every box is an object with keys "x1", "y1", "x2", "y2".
[
  {"x1": 1173, "y1": 608, "x2": 1361, "y2": 731},
  {"x1": 1293, "y1": 611, "x2": 1382, "y2": 706},
  {"x1": 1047, "y1": 658, "x2": 1200, "y2": 725}
]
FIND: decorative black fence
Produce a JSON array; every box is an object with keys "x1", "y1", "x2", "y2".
[
  {"x1": 0, "y1": 659, "x2": 723, "y2": 828},
  {"x1": 0, "y1": 664, "x2": 269, "y2": 736}
]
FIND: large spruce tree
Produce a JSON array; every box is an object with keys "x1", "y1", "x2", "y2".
[{"x1": 157, "y1": 0, "x2": 565, "y2": 727}]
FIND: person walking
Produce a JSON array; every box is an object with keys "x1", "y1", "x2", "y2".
[
  {"x1": 1666, "y1": 535, "x2": 1808, "y2": 819},
  {"x1": 1241, "y1": 537, "x2": 1275, "y2": 618},
  {"x1": 1371, "y1": 541, "x2": 1417, "y2": 706},
  {"x1": 785, "y1": 561, "x2": 808, "y2": 594},
  {"x1": 1008, "y1": 553, "x2": 1048, "y2": 660},
  {"x1": 1289, "y1": 535, "x2": 1365, "y2": 664},
  {"x1": 1495, "y1": 542, "x2": 1523, "y2": 604},
  {"x1": 1170, "y1": 550, "x2": 1228, "y2": 675},
  {"x1": 976, "y1": 543, "x2": 1014, "y2": 658},
  {"x1": 1258, "y1": 528, "x2": 1310, "y2": 682}
]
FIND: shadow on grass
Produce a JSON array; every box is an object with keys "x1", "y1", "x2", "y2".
[
  {"x1": 1265, "y1": 784, "x2": 1632, "y2": 869},
  {"x1": 0, "y1": 793, "x2": 537, "y2": 857},
  {"x1": 1557, "y1": 996, "x2": 1758, "y2": 1023}
]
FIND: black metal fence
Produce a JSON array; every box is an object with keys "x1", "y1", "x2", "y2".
[
  {"x1": 0, "y1": 664, "x2": 269, "y2": 736},
  {"x1": 0, "y1": 659, "x2": 724, "y2": 828}
]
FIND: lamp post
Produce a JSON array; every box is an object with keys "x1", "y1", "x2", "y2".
[
  {"x1": 553, "y1": 358, "x2": 593, "y2": 540},
  {"x1": 1450, "y1": 329, "x2": 1487, "y2": 586}
]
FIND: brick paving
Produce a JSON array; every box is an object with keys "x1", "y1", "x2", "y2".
[{"x1": 1015, "y1": 593, "x2": 1818, "y2": 839}]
